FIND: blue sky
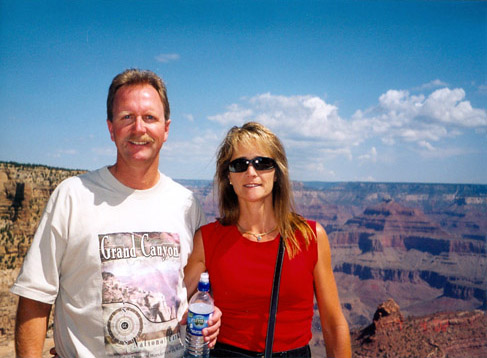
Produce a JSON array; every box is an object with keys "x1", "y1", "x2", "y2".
[{"x1": 1, "y1": 0, "x2": 486, "y2": 183}]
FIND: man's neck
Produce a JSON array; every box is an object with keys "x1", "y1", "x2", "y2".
[{"x1": 108, "y1": 162, "x2": 161, "y2": 190}]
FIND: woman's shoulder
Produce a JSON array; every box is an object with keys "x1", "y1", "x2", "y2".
[
  {"x1": 305, "y1": 219, "x2": 317, "y2": 228},
  {"x1": 293, "y1": 216, "x2": 318, "y2": 235},
  {"x1": 200, "y1": 220, "x2": 234, "y2": 236},
  {"x1": 201, "y1": 220, "x2": 218, "y2": 229},
  {"x1": 201, "y1": 219, "x2": 222, "y2": 230},
  {"x1": 300, "y1": 218, "x2": 326, "y2": 234}
]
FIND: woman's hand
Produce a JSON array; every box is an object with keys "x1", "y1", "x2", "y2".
[{"x1": 203, "y1": 306, "x2": 222, "y2": 348}]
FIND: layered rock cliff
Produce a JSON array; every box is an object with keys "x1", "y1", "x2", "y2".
[
  {"x1": 352, "y1": 298, "x2": 487, "y2": 357},
  {"x1": 1, "y1": 162, "x2": 486, "y2": 355},
  {"x1": 327, "y1": 198, "x2": 486, "y2": 327},
  {"x1": 0, "y1": 162, "x2": 85, "y2": 343},
  {"x1": 0, "y1": 162, "x2": 85, "y2": 270}
]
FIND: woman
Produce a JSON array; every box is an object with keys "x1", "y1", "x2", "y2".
[{"x1": 185, "y1": 122, "x2": 351, "y2": 357}]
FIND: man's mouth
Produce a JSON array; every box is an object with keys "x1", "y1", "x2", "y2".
[{"x1": 128, "y1": 136, "x2": 154, "y2": 145}]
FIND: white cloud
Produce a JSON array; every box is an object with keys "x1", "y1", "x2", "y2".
[
  {"x1": 360, "y1": 175, "x2": 376, "y2": 182},
  {"x1": 206, "y1": 86, "x2": 487, "y2": 169},
  {"x1": 358, "y1": 147, "x2": 378, "y2": 162},
  {"x1": 478, "y1": 84, "x2": 487, "y2": 95},
  {"x1": 183, "y1": 114, "x2": 194, "y2": 122},
  {"x1": 92, "y1": 147, "x2": 116, "y2": 156},
  {"x1": 163, "y1": 129, "x2": 224, "y2": 178},
  {"x1": 49, "y1": 149, "x2": 78, "y2": 158},
  {"x1": 155, "y1": 53, "x2": 180, "y2": 63},
  {"x1": 354, "y1": 87, "x2": 487, "y2": 145},
  {"x1": 209, "y1": 93, "x2": 362, "y2": 148},
  {"x1": 166, "y1": 130, "x2": 221, "y2": 159},
  {"x1": 422, "y1": 88, "x2": 487, "y2": 127},
  {"x1": 298, "y1": 161, "x2": 336, "y2": 180},
  {"x1": 417, "y1": 145, "x2": 472, "y2": 159},
  {"x1": 207, "y1": 103, "x2": 254, "y2": 125},
  {"x1": 418, "y1": 140, "x2": 436, "y2": 151},
  {"x1": 417, "y1": 79, "x2": 448, "y2": 90}
]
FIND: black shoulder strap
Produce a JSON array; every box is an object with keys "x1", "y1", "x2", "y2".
[{"x1": 265, "y1": 236, "x2": 285, "y2": 358}]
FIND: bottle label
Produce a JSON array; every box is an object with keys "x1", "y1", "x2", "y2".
[{"x1": 187, "y1": 310, "x2": 212, "y2": 336}]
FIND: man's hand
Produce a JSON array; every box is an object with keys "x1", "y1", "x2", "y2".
[{"x1": 202, "y1": 306, "x2": 221, "y2": 348}]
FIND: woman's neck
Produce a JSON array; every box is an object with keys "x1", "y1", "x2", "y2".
[{"x1": 237, "y1": 199, "x2": 277, "y2": 234}]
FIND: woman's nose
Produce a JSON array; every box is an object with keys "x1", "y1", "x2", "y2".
[{"x1": 245, "y1": 163, "x2": 258, "y2": 176}]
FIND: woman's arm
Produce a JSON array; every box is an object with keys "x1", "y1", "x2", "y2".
[{"x1": 313, "y1": 222, "x2": 352, "y2": 358}]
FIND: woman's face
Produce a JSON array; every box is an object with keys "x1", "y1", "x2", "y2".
[{"x1": 228, "y1": 143, "x2": 276, "y2": 205}]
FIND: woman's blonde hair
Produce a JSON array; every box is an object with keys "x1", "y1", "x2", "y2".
[{"x1": 215, "y1": 122, "x2": 315, "y2": 258}]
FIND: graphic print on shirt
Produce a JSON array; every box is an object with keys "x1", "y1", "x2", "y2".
[{"x1": 99, "y1": 232, "x2": 184, "y2": 358}]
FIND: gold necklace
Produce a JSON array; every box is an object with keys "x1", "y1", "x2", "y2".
[{"x1": 237, "y1": 224, "x2": 277, "y2": 242}]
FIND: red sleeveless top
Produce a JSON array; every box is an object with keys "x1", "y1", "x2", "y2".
[{"x1": 201, "y1": 220, "x2": 317, "y2": 352}]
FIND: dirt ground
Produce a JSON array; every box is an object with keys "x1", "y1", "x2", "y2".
[{"x1": 0, "y1": 337, "x2": 54, "y2": 358}]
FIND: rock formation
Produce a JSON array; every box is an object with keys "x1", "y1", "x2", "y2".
[
  {"x1": 0, "y1": 162, "x2": 85, "y2": 343},
  {"x1": 328, "y1": 198, "x2": 486, "y2": 326},
  {"x1": 352, "y1": 298, "x2": 487, "y2": 357},
  {"x1": 1, "y1": 161, "x2": 486, "y2": 356},
  {"x1": 0, "y1": 162, "x2": 85, "y2": 269}
]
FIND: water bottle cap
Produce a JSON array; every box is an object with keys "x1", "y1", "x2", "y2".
[
  {"x1": 200, "y1": 272, "x2": 209, "y2": 283},
  {"x1": 198, "y1": 272, "x2": 210, "y2": 292}
]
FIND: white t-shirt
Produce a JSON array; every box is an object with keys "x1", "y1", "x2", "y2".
[{"x1": 11, "y1": 167, "x2": 206, "y2": 357}]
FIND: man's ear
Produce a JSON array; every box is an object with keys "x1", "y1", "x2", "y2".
[
  {"x1": 107, "y1": 119, "x2": 115, "y2": 142},
  {"x1": 163, "y1": 119, "x2": 171, "y2": 143}
]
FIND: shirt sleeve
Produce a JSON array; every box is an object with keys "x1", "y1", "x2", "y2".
[{"x1": 10, "y1": 182, "x2": 70, "y2": 304}]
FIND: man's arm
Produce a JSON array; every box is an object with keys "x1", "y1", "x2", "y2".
[
  {"x1": 184, "y1": 229, "x2": 207, "y2": 298},
  {"x1": 15, "y1": 296, "x2": 52, "y2": 358},
  {"x1": 184, "y1": 229, "x2": 221, "y2": 348}
]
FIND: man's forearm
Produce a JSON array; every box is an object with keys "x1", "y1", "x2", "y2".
[{"x1": 15, "y1": 296, "x2": 52, "y2": 357}]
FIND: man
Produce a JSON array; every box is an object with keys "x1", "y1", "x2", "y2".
[{"x1": 11, "y1": 69, "x2": 220, "y2": 357}]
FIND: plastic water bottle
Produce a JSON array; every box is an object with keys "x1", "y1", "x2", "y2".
[{"x1": 184, "y1": 272, "x2": 214, "y2": 358}]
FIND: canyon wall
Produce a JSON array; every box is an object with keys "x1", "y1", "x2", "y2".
[{"x1": 1, "y1": 162, "x2": 486, "y2": 355}]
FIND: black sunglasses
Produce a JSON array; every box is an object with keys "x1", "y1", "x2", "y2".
[{"x1": 228, "y1": 156, "x2": 276, "y2": 173}]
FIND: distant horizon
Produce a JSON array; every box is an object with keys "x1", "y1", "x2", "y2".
[{"x1": 3, "y1": 160, "x2": 486, "y2": 186}]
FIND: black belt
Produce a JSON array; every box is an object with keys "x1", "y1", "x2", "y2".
[{"x1": 211, "y1": 342, "x2": 311, "y2": 358}]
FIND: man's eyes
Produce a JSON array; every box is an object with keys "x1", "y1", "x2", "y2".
[{"x1": 120, "y1": 114, "x2": 158, "y2": 122}]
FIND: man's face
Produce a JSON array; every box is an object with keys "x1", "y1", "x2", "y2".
[{"x1": 107, "y1": 84, "x2": 170, "y2": 168}]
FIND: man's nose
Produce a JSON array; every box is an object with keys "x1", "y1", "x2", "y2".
[{"x1": 133, "y1": 116, "x2": 146, "y2": 132}]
